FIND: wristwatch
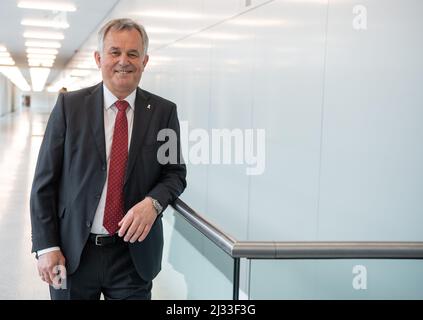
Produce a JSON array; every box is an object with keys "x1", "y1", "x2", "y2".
[{"x1": 150, "y1": 197, "x2": 163, "y2": 215}]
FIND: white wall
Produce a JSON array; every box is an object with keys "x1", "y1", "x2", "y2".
[{"x1": 0, "y1": 73, "x2": 13, "y2": 117}]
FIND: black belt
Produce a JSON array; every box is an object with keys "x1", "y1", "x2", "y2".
[{"x1": 89, "y1": 233, "x2": 121, "y2": 246}]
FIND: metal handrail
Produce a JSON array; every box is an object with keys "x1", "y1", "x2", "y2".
[
  {"x1": 171, "y1": 198, "x2": 423, "y2": 299},
  {"x1": 173, "y1": 198, "x2": 423, "y2": 259}
]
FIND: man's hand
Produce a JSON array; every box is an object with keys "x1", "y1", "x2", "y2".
[
  {"x1": 37, "y1": 250, "x2": 66, "y2": 286},
  {"x1": 118, "y1": 197, "x2": 158, "y2": 243}
]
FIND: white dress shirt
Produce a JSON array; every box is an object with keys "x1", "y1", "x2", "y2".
[{"x1": 37, "y1": 84, "x2": 136, "y2": 257}]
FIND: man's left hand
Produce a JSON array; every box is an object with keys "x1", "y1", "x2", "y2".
[{"x1": 118, "y1": 197, "x2": 157, "y2": 243}]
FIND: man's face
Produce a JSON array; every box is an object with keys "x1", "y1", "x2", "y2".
[{"x1": 95, "y1": 28, "x2": 148, "y2": 99}]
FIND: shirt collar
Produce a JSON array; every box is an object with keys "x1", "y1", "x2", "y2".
[{"x1": 103, "y1": 84, "x2": 136, "y2": 110}]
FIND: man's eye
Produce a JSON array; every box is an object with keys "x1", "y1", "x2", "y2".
[
  {"x1": 129, "y1": 53, "x2": 139, "y2": 58},
  {"x1": 111, "y1": 51, "x2": 120, "y2": 56}
]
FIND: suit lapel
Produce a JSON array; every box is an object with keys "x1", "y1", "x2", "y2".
[
  {"x1": 124, "y1": 87, "x2": 152, "y2": 185},
  {"x1": 85, "y1": 83, "x2": 106, "y2": 166}
]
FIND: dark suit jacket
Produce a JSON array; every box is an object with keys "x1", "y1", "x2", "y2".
[{"x1": 30, "y1": 82, "x2": 187, "y2": 281}]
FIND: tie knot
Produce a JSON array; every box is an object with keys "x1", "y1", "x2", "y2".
[{"x1": 115, "y1": 100, "x2": 129, "y2": 112}]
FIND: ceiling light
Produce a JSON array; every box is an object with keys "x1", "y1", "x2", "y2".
[
  {"x1": 26, "y1": 48, "x2": 59, "y2": 55},
  {"x1": 21, "y1": 19, "x2": 69, "y2": 29},
  {"x1": 18, "y1": 1, "x2": 77, "y2": 12},
  {"x1": 30, "y1": 67, "x2": 51, "y2": 91},
  {"x1": 0, "y1": 66, "x2": 31, "y2": 91},
  {"x1": 25, "y1": 41, "x2": 61, "y2": 48},
  {"x1": 28, "y1": 58, "x2": 55, "y2": 63},
  {"x1": 0, "y1": 47, "x2": 15, "y2": 65},
  {"x1": 0, "y1": 58, "x2": 15, "y2": 66},
  {"x1": 29, "y1": 62, "x2": 53, "y2": 68},
  {"x1": 28, "y1": 59, "x2": 55, "y2": 67},
  {"x1": 27, "y1": 54, "x2": 56, "y2": 60},
  {"x1": 24, "y1": 31, "x2": 65, "y2": 40}
]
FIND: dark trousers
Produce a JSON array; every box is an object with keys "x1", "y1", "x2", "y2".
[{"x1": 49, "y1": 236, "x2": 152, "y2": 300}]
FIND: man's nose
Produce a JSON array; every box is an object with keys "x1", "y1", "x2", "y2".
[{"x1": 118, "y1": 53, "x2": 130, "y2": 65}]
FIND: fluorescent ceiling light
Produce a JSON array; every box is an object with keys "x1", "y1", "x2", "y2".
[
  {"x1": 0, "y1": 47, "x2": 15, "y2": 65},
  {"x1": 30, "y1": 67, "x2": 51, "y2": 92},
  {"x1": 29, "y1": 62, "x2": 53, "y2": 67},
  {"x1": 0, "y1": 66, "x2": 31, "y2": 91},
  {"x1": 26, "y1": 48, "x2": 59, "y2": 54},
  {"x1": 24, "y1": 31, "x2": 65, "y2": 40},
  {"x1": 27, "y1": 54, "x2": 56, "y2": 60},
  {"x1": 28, "y1": 58, "x2": 55, "y2": 63},
  {"x1": 22, "y1": 19, "x2": 69, "y2": 29},
  {"x1": 28, "y1": 59, "x2": 55, "y2": 67},
  {"x1": 0, "y1": 58, "x2": 15, "y2": 65},
  {"x1": 25, "y1": 41, "x2": 61, "y2": 48},
  {"x1": 18, "y1": 1, "x2": 76, "y2": 12}
]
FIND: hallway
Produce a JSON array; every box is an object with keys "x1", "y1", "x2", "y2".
[{"x1": 0, "y1": 108, "x2": 49, "y2": 299}]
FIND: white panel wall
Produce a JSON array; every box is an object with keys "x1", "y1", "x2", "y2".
[
  {"x1": 319, "y1": 0, "x2": 423, "y2": 241},
  {"x1": 0, "y1": 74, "x2": 13, "y2": 117},
  {"x1": 248, "y1": 0, "x2": 327, "y2": 241}
]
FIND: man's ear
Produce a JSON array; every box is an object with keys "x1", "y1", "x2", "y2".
[
  {"x1": 94, "y1": 51, "x2": 101, "y2": 69},
  {"x1": 143, "y1": 54, "x2": 149, "y2": 68}
]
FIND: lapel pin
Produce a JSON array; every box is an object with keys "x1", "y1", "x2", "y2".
[{"x1": 147, "y1": 104, "x2": 151, "y2": 109}]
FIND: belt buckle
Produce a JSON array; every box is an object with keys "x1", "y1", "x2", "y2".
[{"x1": 95, "y1": 235, "x2": 107, "y2": 246}]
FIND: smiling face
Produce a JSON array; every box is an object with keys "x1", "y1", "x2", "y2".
[{"x1": 95, "y1": 28, "x2": 149, "y2": 99}]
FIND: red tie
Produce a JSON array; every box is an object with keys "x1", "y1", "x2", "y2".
[{"x1": 103, "y1": 100, "x2": 129, "y2": 234}]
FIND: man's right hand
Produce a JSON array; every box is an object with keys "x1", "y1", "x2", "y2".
[{"x1": 37, "y1": 251, "x2": 66, "y2": 286}]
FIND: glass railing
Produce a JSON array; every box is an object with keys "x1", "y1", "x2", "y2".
[
  {"x1": 154, "y1": 202, "x2": 234, "y2": 299},
  {"x1": 249, "y1": 259, "x2": 423, "y2": 299},
  {"x1": 163, "y1": 198, "x2": 423, "y2": 300}
]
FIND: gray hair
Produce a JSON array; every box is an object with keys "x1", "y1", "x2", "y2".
[{"x1": 97, "y1": 18, "x2": 149, "y2": 56}]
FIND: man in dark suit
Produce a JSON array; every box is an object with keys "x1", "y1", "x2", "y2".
[{"x1": 30, "y1": 18, "x2": 186, "y2": 300}]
